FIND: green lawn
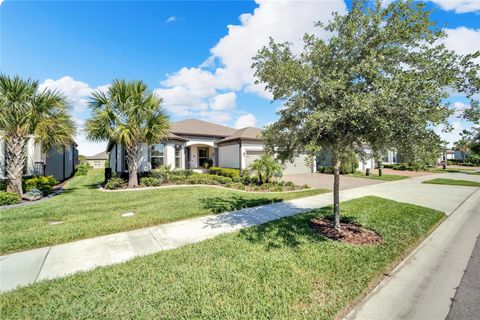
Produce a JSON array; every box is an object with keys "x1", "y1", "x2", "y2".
[
  {"x1": 430, "y1": 167, "x2": 477, "y2": 173},
  {"x1": 0, "y1": 196, "x2": 444, "y2": 319},
  {"x1": 467, "y1": 171, "x2": 480, "y2": 175},
  {"x1": 0, "y1": 169, "x2": 328, "y2": 255},
  {"x1": 347, "y1": 171, "x2": 408, "y2": 181},
  {"x1": 422, "y1": 178, "x2": 480, "y2": 187}
]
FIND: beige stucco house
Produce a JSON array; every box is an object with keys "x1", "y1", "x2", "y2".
[
  {"x1": 107, "y1": 119, "x2": 314, "y2": 175},
  {"x1": 85, "y1": 151, "x2": 108, "y2": 168}
]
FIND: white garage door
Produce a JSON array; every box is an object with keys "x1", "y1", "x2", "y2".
[
  {"x1": 245, "y1": 150, "x2": 265, "y2": 168},
  {"x1": 283, "y1": 155, "x2": 312, "y2": 175}
]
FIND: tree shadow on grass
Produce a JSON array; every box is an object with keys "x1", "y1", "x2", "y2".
[
  {"x1": 239, "y1": 207, "x2": 332, "y2": 250},
  {"x1": 200, "y1": 195, "x2": 283, "y2": 214}
]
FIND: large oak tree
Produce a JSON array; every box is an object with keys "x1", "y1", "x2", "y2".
[{"x1": 253, "y1": 0, "x2": 479, "y2": 229}]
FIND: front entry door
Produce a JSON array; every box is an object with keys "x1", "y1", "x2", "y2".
[{"x1": 198, "y1": 147, "x2": 208, "y2": 167}]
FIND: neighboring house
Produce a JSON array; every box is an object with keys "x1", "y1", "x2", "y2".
[
  {"x1": 317, "y1": 148, "x2": 401, "y2": 171},
  {"x1": 85, "y1": 151, "x2": 108, "y2": 168},
  {"x1": 0, "y1": 135, "x2": 78, "y2": 181},
  {"x1": 438, "y1": 149, "x2": 464, "y2": 163},
  {"x1": 107, "y1": 119, "x2": 314, "y2": 175}
]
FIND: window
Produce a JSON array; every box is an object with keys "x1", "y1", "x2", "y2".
[
  {"x1": 150, "y1": 144, "x2": 165, "y2": 169},
  {"x1": 383, "y1": 152, "x2": 389, "y2": 163},
  {"x1": 175, "y1": 144, "x2": 182, "y2": 168},
  {"x1": 94, "y1": 161, "x2": 101, "y2": 167}
]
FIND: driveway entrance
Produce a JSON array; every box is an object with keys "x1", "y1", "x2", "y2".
[{"x1": 283, "y1": 173, "x2": 383, "y2": 190}]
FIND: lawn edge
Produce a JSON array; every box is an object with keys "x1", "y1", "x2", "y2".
[
  {"x1": 0, "y1": 188, "x2": 329, "y2": 256},
  {"x1": 335, "y1": 212, "x2": 447, "y2": 320},
  {"x1": 98, "y1": 183, "x2": 330, "y2": 194}
]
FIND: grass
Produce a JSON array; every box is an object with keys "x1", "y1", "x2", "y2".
[
  {"x1": 347, "y1": 171, "x2": 408, "y2": 181},
  {"x1": 0, "y1": 169, "x2": 328, "y2": 255},
  {"x1": 0, "y1": 196, "x2": 444, "y2": 319},
  {"x1": 422, "y1": 178, "x2": 480, "y2": 187},
  {"x1": 430, "y1": 167, "x2": 477, "y2": 173},
  {"x1": 467, "y1": 171, "x2": 480, "y2": 175}
]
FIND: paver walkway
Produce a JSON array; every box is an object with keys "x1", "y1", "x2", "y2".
[{"x1": 1, "y1": 173, "x2": 479, "y2": 298}]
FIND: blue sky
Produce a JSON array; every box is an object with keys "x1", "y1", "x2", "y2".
[{"x1": 1, "y1": 0, "x2": 479, "y2": 155}]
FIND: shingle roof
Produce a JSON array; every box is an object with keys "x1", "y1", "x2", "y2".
[
  {"x1": 86, "y1": 151, "x2": 108, "y2": 160},
  {"x1": 218, "y1": 127, "x2": 263, "y2": 143},
  {"x1": 170, "y1": 119, "x2": 237, "y2": 137}
]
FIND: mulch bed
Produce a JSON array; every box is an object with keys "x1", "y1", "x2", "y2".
[{"x1": 309, "y1": 218, "x2": 383, "y2": 245}]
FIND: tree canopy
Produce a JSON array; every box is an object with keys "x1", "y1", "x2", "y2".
[{"x1": 252, "y1": 0, "x2": 479, "y2": 229}]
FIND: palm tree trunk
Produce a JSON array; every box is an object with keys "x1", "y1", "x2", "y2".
[
  {"x1": 125, "y1": 144, "x2": 139, "y2": 188},
  {"x1": 332, "y1": 154, "x2": 341, "y2": 231},
  {"x1": 6, "y1": 135, "x2": 26, "y2": 196}
]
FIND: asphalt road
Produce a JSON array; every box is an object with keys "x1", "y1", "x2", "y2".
[{"x1": 447, "y1": 234, "x2": 480, "y2": 320}]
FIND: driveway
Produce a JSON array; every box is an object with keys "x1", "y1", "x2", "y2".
[{"x1": 283, "y1": 172, "x2": 384, "y2": 190}]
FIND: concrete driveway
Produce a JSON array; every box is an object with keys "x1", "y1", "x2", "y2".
[{"x1": 283, "y1": 172, "x2": 384, "y2": 190}]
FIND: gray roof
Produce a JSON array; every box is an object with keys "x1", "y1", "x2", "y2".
[
  {"x1": 86, "y1": 151, "x2": 108, "y2": 160},
  {"x1": 218, "y1": 127, "x2": 263, "y2": 143},
  {"x1": 170, "y1": 119, "x2": 237, "y2": 137}
]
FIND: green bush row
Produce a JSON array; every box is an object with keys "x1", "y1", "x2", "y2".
[
  {"x1": 0, "y1": 191, "x2": 20, "y2": 206},
  {"x1": 209, "y1": 167, "x2": 241, "y2": 179}
]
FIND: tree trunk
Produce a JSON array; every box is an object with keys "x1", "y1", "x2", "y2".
[
  {"x1": 377, "y1": 159, "x2": 383, "y2": 176},
  {"x1": 125, "y1": 144, "x2": 139, "y2": 188},
  {"x1": 332, "y1": 155, "x2": 341, "y2": 231},
  {"x1": 6, "y1": 135, "x2": 27, "y2": 196}
]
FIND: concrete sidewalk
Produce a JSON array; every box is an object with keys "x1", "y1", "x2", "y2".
[
  {"x1": 345, "y1": 183, "x2": 480, "y2": 320},
  {"x1": 1, "y1": 173, "x2": 479, "y2": 293}
]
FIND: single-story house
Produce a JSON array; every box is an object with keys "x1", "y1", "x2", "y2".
[
  {"x1": 107, "y1": 119, "x2": 314, "y2": 175},
  {"x1": 0, "y1": 135, "x2": 78, "y2": 181},
  {"x1": 85, "y1": 151, "x2": 108, "y2": 168},
  {"x1": 317, "y1": 148, "x2": 401, "y2": 171}
]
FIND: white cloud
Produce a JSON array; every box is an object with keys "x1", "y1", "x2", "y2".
[
  {"x1": 39, "y1": 76, "x2": 94, "y2": 113},
  {"x1": 442, "y1": 27, "x2": 480, "y2": 59},
  {"x1": 234, "y1": 113, "x2": 257, "y2": 128},
  {"x1": 39, "y1": 76, "x2": 109, "y2": 155},
  {"x1": 0, "y1": 0, "x2": 4, "y2": 6},
  {"x1": 165, "y1": 16, "x2": 176, "y2": 23},
  {"x1": 156, "y1": 0, "x2": 346, "y2": 126},
  {"x1": 198, "y1": 111, "x2": 232, "y2": 126},
  {"x1": 210, "y1": 92, "x2": 236, "y2": 110},
  {"x1": 430, "y1": 0, "x2": 480, "y2": 14}
]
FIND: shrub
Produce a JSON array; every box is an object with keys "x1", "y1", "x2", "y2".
[
  {"x1": 140, "y1": 177, "x2": 163, "y2": 187},
  {"x1": 0, "y1": 180, "x2": 7, "y2": 191},
  {"x1": 0, "y1": 191, "x2": 20, "y2": 206},
  {"x1": 150, "y1": 165, "x2": 174, "y2": 183},
  {"x1": 171, "y1": 169, "x2": 195, "y2": 177},
  {"x1": 105, "y1": 175, "x2": 126, "y2": 190},
  {"x1": 274, "y1": 185, "x2": 284, "y2": 192},
  {"x1": 285, "y1": 181, "x2": 295, "y2": 187},
  {"x1": 24, "y1": 176, "x2": 58, "y2": 195},
  {"x1": 209, "y1": 167, "x2": 241, "y2": 179},
  {"x1": 339, "y1": 153, "x2": 359, "y2": 174},
  {"x1": 75, "y1": 163, "x2": 90, "y2": 176}
]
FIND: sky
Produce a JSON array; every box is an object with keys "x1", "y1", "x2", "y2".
[{"x1": 1, "y1": 0, "x2": 479, "y2": 156}]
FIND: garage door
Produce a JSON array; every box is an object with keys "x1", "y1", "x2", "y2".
[
  {"x1": 245, "y1": 150, "x2": 265, "y2": 168},
  {"x1": 282, "y1": 155, "x2": 312, "y2": 175}
]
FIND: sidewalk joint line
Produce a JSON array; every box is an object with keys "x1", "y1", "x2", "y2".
[
  {"x1": 147, "y1": 227, "x2": 164, "y2": 250},
  {"x1": 34, "y1": 246, "x2": 52, "y2": 283}
]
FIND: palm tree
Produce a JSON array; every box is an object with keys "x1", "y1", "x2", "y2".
[
  {"x1": 0, "y1": 74, "x2": 76, "y2": 196},
  {"x1": 248, "y1": 153, "x2": 282, "y2": 184},
  {"x1": 85, "y1": 79, "x2": 169, "y2": 188},
  {"x1": 453, "y1": 137, "x2": 470, "y2": 162}
]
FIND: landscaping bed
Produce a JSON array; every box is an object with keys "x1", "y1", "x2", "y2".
[
  {"x1": 0, "y1": 176, "x2": 62, "y2": 207},
  {"x1": 105, "y1": 166, "x2": 310, "y2": 192},
  {"x1": 0, "y1": 196, "x2": 444, "y2": 319},
  {"x1": 422, "y1": 178, "x2": 480, "y2": 187},
  {"x1": 0, "y1": 169, "x2": 328, "y2": 254}
]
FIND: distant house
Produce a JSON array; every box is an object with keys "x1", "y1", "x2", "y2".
[
  {"x1": 0, "y1": 135, "x2": 78, "y2": 181},
  {"x1": 85, "y1": 151, "x2": 108, "y2": 168},
  {"x1": 107, "y1": 119, "x2": 314, "y2": 175},
  {"x1": 316, "y1": 148, "x2": 401, "y2": 172}
]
